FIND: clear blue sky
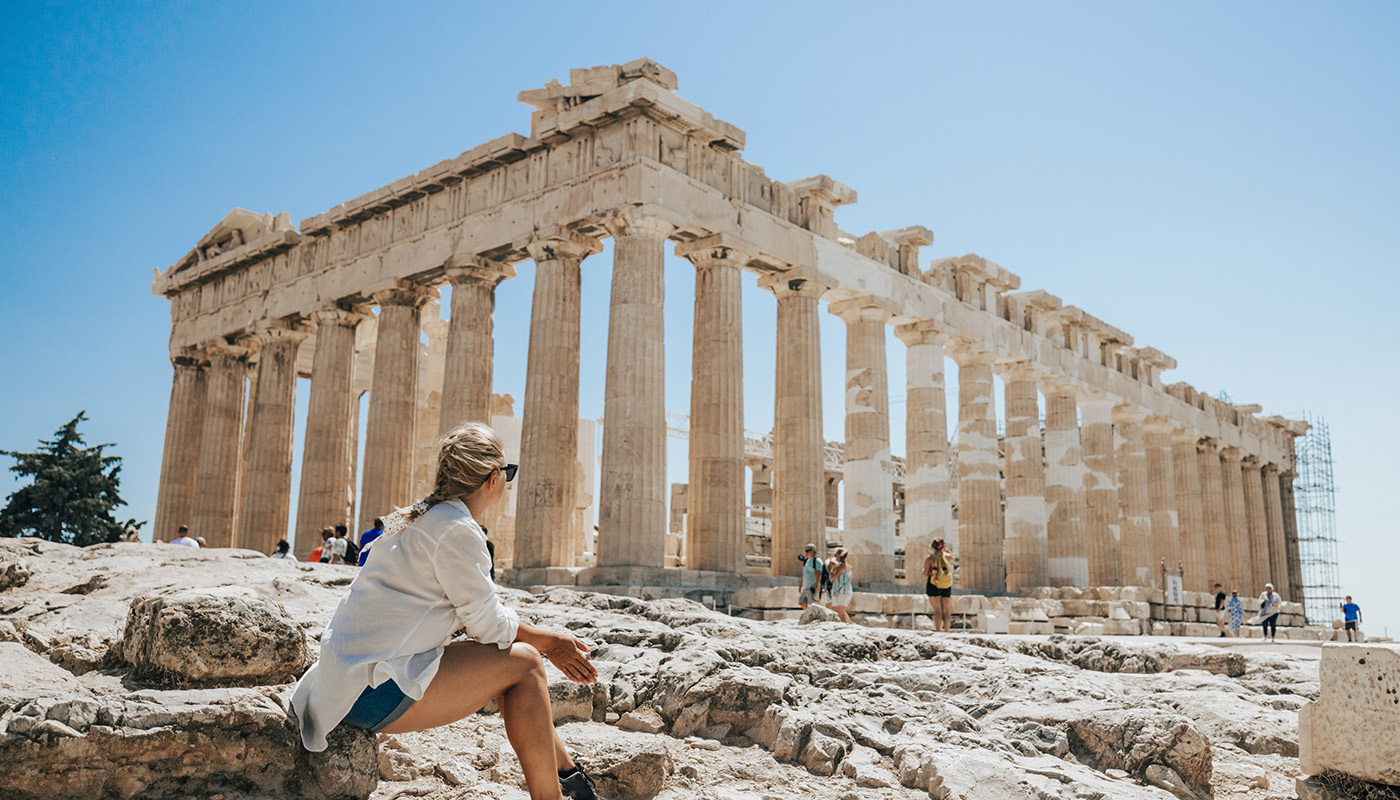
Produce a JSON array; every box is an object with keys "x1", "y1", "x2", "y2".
[{"x1": 2, "y1": 2, "x2": 1396, "y2": 636}]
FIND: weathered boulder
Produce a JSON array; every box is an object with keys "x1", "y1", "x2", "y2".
[
  {"x1": 1299, "y1": 643, "x2": 1400, "y2": 787},
  {"x1": 1168, "y1": 649, "x2": 1246, "y2": 677},
  {"x1": 565, "y1": 725, "x2": 673, "y2": 800},
  {"x1": 122, "y1": 586, "x2": 311, "y2": 686},
  {"x1": 1068, "y1": 707, "x2": 1212, "y2": 795},
  {"x1": 683, "y1": 665, "x2": 792, "y2": 732},
  {"x1": 0, "y1": 554, "x2": 31, "y2": 591},
  {"x1": 799, "y1": 603, "x2": 839, "y2": 624}
]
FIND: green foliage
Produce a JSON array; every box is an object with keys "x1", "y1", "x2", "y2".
[{"x1": 0, "y1": 411, "x2": 145, "y2": 546}]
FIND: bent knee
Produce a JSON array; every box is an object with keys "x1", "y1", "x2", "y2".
[{"x1": 506, "y1": 642, "x2": 546, "y2": 676}]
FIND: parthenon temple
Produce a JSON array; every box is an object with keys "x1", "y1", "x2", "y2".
[{"x1": 151, "y1": 59, "x2": 1309, "y2": 606}]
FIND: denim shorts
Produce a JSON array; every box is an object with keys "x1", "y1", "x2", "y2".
[{"x1": 342, "y1": 679, "x2": 415, "y2": 733}]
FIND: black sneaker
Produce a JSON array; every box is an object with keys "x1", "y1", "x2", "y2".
[{"x1": 560, "y1": 766, "x2": 599, "y2": 800}]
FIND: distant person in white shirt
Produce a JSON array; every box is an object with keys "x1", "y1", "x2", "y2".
[
  {"x1": 290, "y1": 422, "x2": 600, "y2": 800},
  {"x1": 170, "y1": 525, "x2": 199, "y2": 549},
  {"x1": 271, "y1": 539, "x2": 296, "y2": 560}
]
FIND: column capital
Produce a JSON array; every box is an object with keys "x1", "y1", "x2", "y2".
[
  {"x1": 1219, "y1": 444, "x2": 1242, "y2": 462},
  {"x1": 253, "y1": 318, "x2": 312, "y2": 346},
  {"x1": 1240, "y1": 453, "x2": 1262, "y2": 471},
  {"x1": 525, "y1": 231, "x2": 604, "y2": 265},
  {"x1": 1111, "y1": 403, "x2": 1149, "y2": 423},
  {"x1": 1262, "y1": 462, "x2": 1282, "y2": 477},
  {"x1": 948, "y1": 340, "x2": 998, "y2": 367},
  {"x1": 444, "y1": 257, "x2": 515, "y2": 288},
  {"x1": 203, "y1": 339, "x2": 251, "y2": 362},
  {"x1": 600, "y1": 206, "x2": 676, "y2": 240},
  {"x1": 757, "y1": 268, "x2": 829, "y2": 300},
  {"x1": 1170, "y1": 427, "x2": 1200, "y2": 446},
  {"x1": 893, "y1": 318, "x2": 952, "y2": 347},
  {"x1": 828, "y1": 297, "x2": 892, "y2": 324},
  {"x1": 993, "y1": 359, "x2": 1042, "y2": 382},
  {"x1": 673, "y1": 233, "x2": 754, "y2": 268},
  {"x1": 312, "y1": 306, "x2": 364, "y2": 329},
  {"x1": 1142, "y1": 414, "x2": 1176, "y2": 435},
  {"x1": 1196, "y1": 437, "x2": 1221, "y2": 455},
  {"x1": 170, "y1": 345, "x2": 207, "y2": 368},
  {"x1": 1039, "y1": 374, "x2": 1080, "y2": 397},
  {"x1": 372, "y1": 281, "x2": 438, "y2": 309}
]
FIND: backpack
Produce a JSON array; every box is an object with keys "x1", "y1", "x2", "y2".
[
  {"x1": 819, "y1": 560, "x2": 832, "y2": 596},
  {"x1": 342, "y1": 538, "x2": 360, "y2": 566}
]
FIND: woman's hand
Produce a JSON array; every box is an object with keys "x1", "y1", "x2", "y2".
[{"x1": 517, "y1": 624, "x2": 597, "y2": 684}]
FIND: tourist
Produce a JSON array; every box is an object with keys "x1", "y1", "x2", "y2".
[
  {"x1": 1341, "y1": 595, "x2": 1363, "y2": 641},
  {"x1": 923, "y1": 538, "x2": 955, "y2": 632},
  {"x1": 797, "y1": 544, "x2": 823, "y2": 610},
  {"x1": 171, "y1": 525, "x2": 200, "y2": 549},
  {"x1": 290, "y1": 423, "x2": 599, "y2": 800},
  {"x1": 271, "y1": 539, "x2": 296, "y2": 560},
  {"x1": 1214, "y1": 583, "x2": 1227, "y2": 638},
  {"x1": 1226, "y1": 590, "x2": 1244, "y2": 637},
  {"x1": 336, "y1": 524, "x2": 359, "y2": 567},
  {"x1": 319, "y1": 526, "x2": 345, "y2": 564},
  {"x1": 1258, "y1": 583, "x2": 1282, "y2": 642},
  {"x1": 358, "y1": 517, "x2": 385, "y2": 566},
  {"x1": 828, "y1": 548, "x2": 852, "y2": 623}
]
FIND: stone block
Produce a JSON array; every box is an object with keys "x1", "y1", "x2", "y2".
[
  {"x1": 1164, "y1": 606, "x2": 1184, "y2": 622},
  {"x1": 882, "y1": 593, "x2": 923, "y2": 616},
  {"x1": 1196, "y1": 607, "x2": 1218, "y2": 623},
  {"x1": 1119, "y1": 586, "x2": 1149, "y2": 603},
  {"x1": 1299, "y1": 643, "x2": 1400, "y2": 785},
  {"x1": 1151, "y1": 621, "x2": 1172, "y2": 636},
  {"x1": 977, "y1": 610, "x2": 1009, "y2": 634},
  {"x1": 1059, "y1": 599, "x2": 1093, "y2": 617},
  {"x1": 1096, "y1": 587, "x2": 1122, "y2": 601},
  {"x1": 1073, "y1": 621, "x2": 1106, "y2": 636},
  {"x1": 853, "y1": 614, "x2": 891, "y2": 629},
  {"x1": 1147, "y1": 587, "x2": 1165, "y2": 605},
  {"x1": 1108, "y1": 603, "x2": 1132, "y2": 621},
  {"x1": 1025, "y1": 587, "x2": 1058, "y2": 600},
  {"x1": 730, "y1": 588, "x2": 758, "y2": 609},
  {"x1": 1102, "y1": 618, "x2": 1141, "y2": 636},
  {"x1": 763, "y1": 610, "x2": 802, "y2": 622},
  {"x1": 1282, "y1": 601, "x2": 1305, "y2": 616},
  {"x1": 1007, "y1": 621, "x2": 1051, "y2": 635},
  {"x1": 769, "y1": 586, "x2": 800, "y2": 608},
  {"x1": 1149, "y1": 603, "x2": 1166, "y2": 619},
  {"x1": 951, "y1": 595, "x2": 985, "y2": 615},
  {"x1": 1060, "y1": 587, "x2": 1084, "y2": 600},
  {"x1": 1123, "y1": 601, "x2": 1151, "y2": 620},
  {"x1": 1050, "y1": 617, "x2": 1075, "y2": 631},
  {"x1": 1038, "y1": 598, "x2": 1064, "y2": 618}
]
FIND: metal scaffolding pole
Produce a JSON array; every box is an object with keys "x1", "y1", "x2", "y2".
[{"x1": 1293, "y1": 412, "x2": 1342, "y2": 626}]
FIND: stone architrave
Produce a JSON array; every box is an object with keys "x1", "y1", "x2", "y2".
[
  {"x1": 833, "y1": 300, "x2": 896, "y2": 585},
  {"x1": 1112, "y1": 404, "x2": 1152, "y2": 587},
  {"x1": 596, "y1": 212, "x2": 673, "y2": 568},
  {"x1": 1171, "y1": 429, "x2": 1208, "y2": 592},
  {"x1": 1262, "y1": 463, "x2": 1290, "y2": 600},
  {"x1": 895, "y1": 321, "x2": 954, "y2": 581},
  {"x1": 1242, "y1": 455, "x2": 1271, "y2": 590},
  {"x1": 294, "y1": 307, "x2": 361, "y2": 559},
  {"x1": 1042, "y1": 380, "x2": 1088, "y2": 587},
  {"x1": 515, "y1": 234, "x2": 602, "y2": 570},
  {"x1": 1080, "y1": 394, "x2": 1122, "y2": 586},
  {"x1": 153, "y1": 349, "x2": 207, "y2": 543},
  {"x1": 953, "y1": 345, "x2": 1003, "y2": 593},
  {"x1": 192, "y1": 344, "x2": 249, "y2": 548},
  {"x1": 440, "y1": 258, "x2": 515, "y2": 435},
  {"x1": 1000, "y1": 362, "x2": 1049, "y2": 592},
  {"x1": 1143, "y1": 416, "x2": 1180, "y2": 585},
  {"x1": 765, "y1": 272, "x2": 827, "y2": 578},
  {"x1": 675, "y1": 235, "x2": 750, "y2": 574},
  {"x1": 1219, "y1": 446, "x2": 1253, "y2": 593},
  {"x1": 1197, "y1": 438, "x2": 1232, "y2": 592},
  {"x1": 358, "y1": 283, "x2": 436, "y2": 534},
  {"x1": 239, "y1": 320, "x2": 310, "y2": 555}
]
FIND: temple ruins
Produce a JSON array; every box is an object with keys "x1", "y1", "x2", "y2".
[{"x1": 151, "y1": 59, "x2": 1310, "y2": 610}]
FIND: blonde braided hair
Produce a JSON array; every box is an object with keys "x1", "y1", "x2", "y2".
[{"x1": 381, "y1": 422, "x2": 505, "y2": 536}]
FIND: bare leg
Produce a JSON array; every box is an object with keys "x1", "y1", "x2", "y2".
[
  {"x1": 498, "y1": 692, "x2": 576, "y2": 772},
  {"x1": 935, "y1": 596, "x2": 951, "y2": 632},
  {"x1": 381, "y1": 641, "x2": 563, "y2": 800},
  {"x1": 834, "y1": 605, "x2": 851, "y2": 623}
]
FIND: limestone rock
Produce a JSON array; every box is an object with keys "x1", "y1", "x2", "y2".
[
  {"x1": 1299, "y1": 643, "x2": 1400, "y2": 786},
  {"x1": 565, "y1": 725, "x2": 673, "y2": 800},
  {"x1": 0, "y1": 554, "x2": 31, "y2": 591},
  {"x1": 617, "y1": 705, "x2": 665, "y2": 734},
  {"x1": 1068, "y1": 707, "x2": 1212, "y2": 794},
  {"x1": 799, "y1": 603, "x2": 839, "y2": 624},
  {"x1": 1168, "y1": 649, "x2": 1246, "y2": 677}
]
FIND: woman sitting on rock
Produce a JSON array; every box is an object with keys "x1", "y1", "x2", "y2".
[{"x1": 291, "y1": 422, "x2": 601, "y2": 800}]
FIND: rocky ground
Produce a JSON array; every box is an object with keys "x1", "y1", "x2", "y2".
[{"x1": 0, "y1": 538, "x2": 1323, "y2": 800}]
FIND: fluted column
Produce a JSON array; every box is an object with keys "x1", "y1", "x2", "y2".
[
  {"x1": 1220, "y1": 446, "x2": 1253, "y2": 592},
  {"x1": 953, "y1": 345, "x2": 1003, "y2": 592},
  {"x1": 895, "y1": 322, "x2": 954, "y2": 582},
  {"x1": 1001, "y1": 362, "x2": 1048, "y2": 592},
  {"x1": 239, "y1": 320, "x2": 310, "y2": 554},
  {"x1": 1197, "y1": 438, "x2": 1232, "y2": 591},
  {"x1": 1143, "y1": 416, "x2": 1180, "y2": 586},
  {"x1": 154, "y1": 348, "x2": 207, "y2": 543},
  {"x1": 833, "y1": 300, "x2": 896, "y2": 585},
  {"x1": 192, "y1": 344, "x2": 249, "y2": 548},
  {"x1": 1081, "y1": 395, "x2": 1122, "y2": 586},
  {"x1": 1171, "y1": 429, "x2": 1208, "y2": 592},
  {"x1": 1113, "y1": 405, "x2": 1151, "y2": 587},
  {"x1": 441, "y1": 259, "x2": 514, "y2": 434},
  {"x1": 1281, "y1": 470, "x2": 1303, "y2": 606},
  {"x1": 295, "y1": 308, "x2": 362, "y2": 559},
  {"x1": 515, "y1": 234, "x2": 602, "y2": 569},
  {"x1": 1242, "y1": 455, "x2": 1270, "y2": 591},
  {"x1": 597, "y1": 213, "x2": 673, "y2": 568},
  {"x1": 1042, "y1": 380, "x2": 1088, "y2": 587},
  {"x1": 765, "y1": 272, "x2": 827, "y2": 578},
  {"x1": 1262, "y1": 463, "x2": 1289, "y2": 600},
  {"x1": 359, "y1": 283, "x2": 437, "y2": 533},
  {"x1": 676, "y1": 235, "x2": 750, "y2": 574}
]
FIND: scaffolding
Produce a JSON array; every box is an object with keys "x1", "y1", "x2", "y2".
[{"x1": 1293, "y1": 412, "x2": 1342, "y2": 626}]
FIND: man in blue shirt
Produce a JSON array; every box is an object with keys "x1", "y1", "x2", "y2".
[
  {"x1": 799, "y1": 544, "x2": 824, "y2": 610},
  {"x1": 358, "y1": 517, "x2": 385, "y2": 566},
  {"x1": 1341, "y1": 596, "x2": 1363, "y2": 641}
]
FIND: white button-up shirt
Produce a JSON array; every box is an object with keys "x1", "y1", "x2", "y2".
[{"x1": 290, "y1": 498, "x2": 519, "y2": 751}]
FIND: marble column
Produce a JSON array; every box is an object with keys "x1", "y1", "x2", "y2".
[
  {"x1": 359, "y1": 284, "x2": 436, "y2": 533},
  {"x1": 1242, "y1": 455, "x2": 1271, "y2": 591},
  {"x1": 766, "y1": 273, "x2": 827, "y2": 578},
  {"x1": 1001, "y1": 362, "x2": 1049, "y2": 592},
  {"x1": 1219, "y1": 446, "x2": 1253, "y2": 592},
  {"x1": 515, "y1": 234, "x2": 602, "y2": 570},
  {"x1": 239, "y1": 320, "x2": 310, "y2": 555},
  {"x1": 1080, "y1": 395, "x2": 1122, "y2": 586},
  {"x1": 295, "y1": 308, "x2": 361, "y2": 559},
  {"x1": 192, "y1": 344, "x2": 248, "y2": 548},
  {"x1": 834, "y1": 301, "x2": 896, "y2": 585},
  {"x1": 895, "y1": 322, "x2": 953, "y2": 582},
  {"x1": 1113, "y1": 405, "x2": 1151, "y2": 587},
  {"x1": 1197, "y1": 439, "x2": 1232, "y2": 592},
  {"x1": 953, "y1": 346, "x2": 1003, "y2": 592},
  {"x1": 1171, "y1": 429, "x2": 1208, "y2": 592},
  {"x1": 1262, "y1": 464, "x2": 1290, "y2": 600},
  {"x1": 597, "y1": 214, "x2": 672, "y2": 568},
  {"x1": 1042, "y1": 380, "x2": 1088, "y2": 587},
  {"x1": 675, "y1": 236, "x2": 749, "y2": 574},
  {"x1": 1143, "y1": 416, "x2": 1180, "y2": 586},
  {"x1": 154, "y1": 348, "x2": 207, "y2": 543},
  {"x1": 1281, "y1": 471, "x2": 1303, "y2": 606},
  {"x1": 440, "y1": 259, "x2": 514, "y2": 435}
]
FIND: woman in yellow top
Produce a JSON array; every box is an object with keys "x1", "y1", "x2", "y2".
[{"x1": 923, "y1": 538, "x2": 955, "y2": 632}]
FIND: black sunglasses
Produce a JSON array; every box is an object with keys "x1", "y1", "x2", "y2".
[{"x1": 501, "y1": 464, "x2": 518, "y2": 482}]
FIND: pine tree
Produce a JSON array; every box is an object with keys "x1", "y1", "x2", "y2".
[{"x1": 0, "y1": 411, "x2": 145, "y2": 546}]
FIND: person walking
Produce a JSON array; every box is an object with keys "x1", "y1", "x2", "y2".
[
  {"x1": 1213, "y1": 583, "x2": 1228, "y2": 638},
  {"x1": 828, "y1": 548, "x2": 853, "y2": 624},
  {"x1": 171, "y1": 525, "x2": 200, "y2": 549},
  {"x1": 271, "y1": 539, "x2": 296, "y2": 560},
  {"x1": 359, "y1": 517, "x2": 385, "y2": 566},
  {"x1": 1258, "y1": 583, "x2": 1282, "y2": 642},
  {"x1": 1341, "y1": 596, "x2": 1363, "y2": 641},
  {"x1": 798, "y1": 544, "x2": 824, "y2": 610},
  {"x1": 923, "y1": 539, "x2": 955, "y2": 632},
  {"x1": 1226, "y1": 589, "x2": 1244, "y2": 637}
]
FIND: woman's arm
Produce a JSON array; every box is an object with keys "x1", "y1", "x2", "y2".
[{"x1": 515, "y1": 623, "x2": 597, "y2": 684}]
